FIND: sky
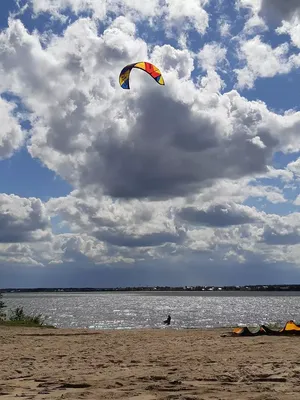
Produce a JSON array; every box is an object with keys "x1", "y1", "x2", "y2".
[{"x1": 1, "y1": 0, "x2": 300, "y2": 288}]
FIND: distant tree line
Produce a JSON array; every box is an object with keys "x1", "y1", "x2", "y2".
[{"x1": 1, "y1": 284, "x2": 300, "y2": 293}]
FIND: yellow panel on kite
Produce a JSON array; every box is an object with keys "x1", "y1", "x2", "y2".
[
  {"x1": 119, "y1": 61, "x2": 165, "y2": 89},
  {"x1": 281, "y1": 320, "x2": 300, "y2": 332}
]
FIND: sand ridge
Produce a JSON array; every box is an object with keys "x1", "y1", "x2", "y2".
[{"x1": 1, "y1": 326, "x2": 300, "y2": 399}]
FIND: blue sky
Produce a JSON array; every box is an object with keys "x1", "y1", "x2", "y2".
[
  {"x1": 1, "y1": 0, "x2": 300, "y2": 288},
  {"x1": 0, "y1": 3, "x2": 72, "y2": 202},
  {"x1": 0, "y1": 148, "x2": 71, "y2": 200}
]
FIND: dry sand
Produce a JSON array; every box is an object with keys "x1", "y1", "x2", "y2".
[{"x1": 1, "y1": 326, "x2": 300, "y2": 400}]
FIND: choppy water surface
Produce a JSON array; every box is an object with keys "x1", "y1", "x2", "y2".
[{"x1": 3, "y1": 291, "x2": 300, "y2": 330}]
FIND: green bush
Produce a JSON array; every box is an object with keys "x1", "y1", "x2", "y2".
[
  {"x1": 0, "y1": 292, "x2": 6, "y2": 320},
  {"x1": 8, "y1": 306, "x2": 48, "y2": 326},
  {"x1": 0, "y1": 295, "x2": 55, "y2": 328},
  {"x1": 0, "y1": 292, "x2": 54, "y2": 328}
]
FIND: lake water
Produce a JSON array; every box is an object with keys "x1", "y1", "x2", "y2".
[{"x1": 2, "y1": 291, "x2": 300, "y2": 330}]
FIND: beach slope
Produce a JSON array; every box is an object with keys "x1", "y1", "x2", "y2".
[{"x1": 1, "y1": 326, "x2": 300, "y2": 399}]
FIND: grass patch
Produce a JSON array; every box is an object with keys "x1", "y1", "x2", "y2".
[{"x1": 0, "y1": 319, "x2": 55, "y2": 328}]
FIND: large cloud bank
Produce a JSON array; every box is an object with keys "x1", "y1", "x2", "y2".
[{"x1": 0, "y1": 0, "x2": 300, "y2": 286}]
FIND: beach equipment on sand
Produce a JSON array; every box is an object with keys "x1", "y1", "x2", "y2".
[{"x1": 232, "y1": 320, "x2": 300, "y2": 336}]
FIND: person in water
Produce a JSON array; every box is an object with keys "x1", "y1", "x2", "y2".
[{"x1": 164, "y1": 314, "x2": 171, "y2": 325}]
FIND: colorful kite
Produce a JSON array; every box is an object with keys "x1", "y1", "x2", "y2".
[{"x1": 119, "y1": 61, "x2": 165, "y2": 89}]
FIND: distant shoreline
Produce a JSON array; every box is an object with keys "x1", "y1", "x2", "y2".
[{"x1": 2, "y1": 284, "x2": 300, "y2": 293}]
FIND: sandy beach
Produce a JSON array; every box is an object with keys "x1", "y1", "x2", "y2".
[{"x1": 1, "y1": 326, "x2": 300, "y2": 400}]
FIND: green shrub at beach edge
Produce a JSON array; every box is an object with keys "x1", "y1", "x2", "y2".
[{"x1": 0, "y1": 293, "x2": 55, "y2": 328}]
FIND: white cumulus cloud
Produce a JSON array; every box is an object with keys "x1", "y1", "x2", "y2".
[{"x1": 1, "y1": 1, "x2": 300, "y2": 285}]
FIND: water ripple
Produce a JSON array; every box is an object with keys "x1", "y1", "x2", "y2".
[{"x1": 3, "y1": 291, "x2": 300, "y2": 329}]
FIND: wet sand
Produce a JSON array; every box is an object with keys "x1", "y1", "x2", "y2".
[{"x1": 1, "y1": 326, "x2": 300, "y2": 399}]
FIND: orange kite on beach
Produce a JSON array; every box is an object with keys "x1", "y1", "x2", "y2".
[{"x1": 233, "y1": 320, "x2": 300, "y2": 336}]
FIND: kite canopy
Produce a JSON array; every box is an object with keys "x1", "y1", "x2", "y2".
[
  {"x1": 119, "y1": 61, "x2": 165, "y2": 89},
  {"x1": 232, "y1": 320, "x2": 300, "y2": 336}
]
